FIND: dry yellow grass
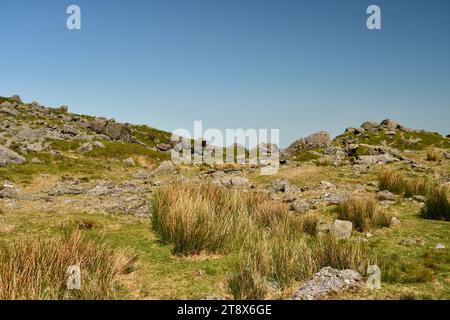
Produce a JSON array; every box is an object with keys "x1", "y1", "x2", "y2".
[
  {"x1": 337, "y1": 197, "x2": 391, "y2": 232},
  {"x1": 379, "y1": 169, "x2": 430, "y2": 197},
  {"x1": 0, "y1": 230, "x2": 136, "y2": 300}
]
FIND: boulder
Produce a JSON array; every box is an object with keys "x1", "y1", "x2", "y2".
[
  {"x1": 47, "y1": 183, "x2": 83, "y2": 196},
  {"x1": 78, "y1": 142, "x2": 93, "y2": 153},
  {"x1": 331, "y1": 219, "x2": 352, "y2": 238},
  {"x1": 103, "y1": 122, "x2": 132, "y2": 141},
  {"x1": 0, "y1": 145, "x2": 26, "y2": 166},
  {"x1": 290, "y1": 200, "x2": 311, "y2": 214},
  {"x1": 152, "y1": 161, "x2": 176, "y2": 175},
  {"x1": 0, "y1": 107, "x2": 19, "y2": 116},
  {"x1": 88, "y1": 119, "x2": 107, "y2": 134},
  {"x1": 354, "y1": 154, "x2": 397, "y2": 165},
  {"x1": 377, "y1": 190, "x2": 396, "y2": 201},
  {"x1": 360, "y1": 121, "x2": 379, "y2": 131},
  {"x1": 380, "y1": 119, "x2": 399, "y2": 130},
  {"x1": 291, "y1": 267, "x2": 362, "y2": 300},
  {"x1": 61, "y1": 124, "x2": 79, "y2": 136},
  {"x1": 284, "y1": 131, "x2": 331, "y2": 155},
  {"x1": 230, "y1": 176, "x2": 249, "y2": 186},
  {"x1": 10, "y1": 95, "x2": 22, "y2": 103},
  {"x1": 156, "y1": 143, "x2": 172, "y2": 152},
  {"x1": 320, "y1": 180, "x2": 335, "y2": 189},
  {"x1": 123, "y1": 157, "x2": 136, "y2": 166},
  {"x1": 272, "y1": 179, "x2": 291, "y2": 192},
  {"x1": 390, "y1": 217, "x2": 401, "y2": 228}
]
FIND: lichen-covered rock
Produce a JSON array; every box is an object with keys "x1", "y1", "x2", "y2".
[
  {"x1": 291, "y1": 267, "x2": 362, "y2": 300},
  {"x1": 0, "y1": 145, "x2": 26, "y2": 166},
  {"x1": 331, "y1": 219, "x2": 352, "y2": 238}
]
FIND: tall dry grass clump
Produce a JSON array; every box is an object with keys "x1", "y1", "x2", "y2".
[
  {"x1": 152, "y1": 183, "x2": 376, "y2": 299},
  {"x1": 0, "y1": 230, "x2": 135, "y2": 300},
  {"x1": 426, "y1": 150, "x2": 443, "y2": 162},
  {"x1": 379, "y1": 169, "x2": 430, "y2": 197},
  {"x1": 151, "y1": 183, "x2": 290, "y2": 255},
  {"x1": 337, "y1": 197, "x2": 391, "y2": 232},
  {"x1": 420, "y1": 185, "x2": 450, "y2": 221},
  {"x1": 227, "y1": 234, "x2": 374, "y2": 299}
]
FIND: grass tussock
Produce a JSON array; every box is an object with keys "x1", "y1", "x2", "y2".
[
  {"x1": 151, "y1": 183, "x2": 290, "y2": 255},
  {"x1": 378, "y1": 169, "x2": 430, "y2": 197},
  {"x1": 426, "y1": 150, "x2": 443, "y2": 162},
  {"x1": 227, "y1": 234, "x2": 374, "y2": 299},
  {"x1": 0, "y1": 230, "x2": 136, "y2": 300},
  {"x1": 420, "y1": 185, "x2": 450, "y2": 221},
  {"x1": 152, "y1": 183, "x2": 376, "y2": 299},
  {"x1": 337, "y1": 197, "x2": 391, "y2": 232}
]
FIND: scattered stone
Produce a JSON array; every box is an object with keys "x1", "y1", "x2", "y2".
[
  {"x1": 291, "y1": 267, "x2": 362, "y2": 300},
  {"x1": 78, "y1": 142, "x2": 93, "y2": 153},
  {"x1": 133, "y1": 170, "x2": 151, "y2": 180},
  {"x1": 31, "y1": 157, "x2": 44, "y2": 164},
  {"x1": 412, "y1": 195, "x2": 426, "y2": 203},
  {"x1": 377, "y1": 190, "x2": 397, "y2": 201},
  {"x1": 390, "y1": 217, "x2": 401, "y2": 227},
  {"x1": 0, "y1": 107, "x2": 19, "y2": 116},
  {"x1": 320, "y1": 180, "x2": 335, "y2": 189},
  {"x1": 0, "y1": 145, "x2": 26, "y2": 166},
  {"x1": 272, "y1": 179, "x2": 291, "y2": 192},
  {"x1": 123, "y1": 157, "x2": 136, "y2": 166},
  {"x1": 444, "y1": 151, "x2": 450, "y2": 160},
  {"x1": 156, "y1": 143, "x2": 172, "y2": 152},
  {"x1": 435, "y1": 243, "x2": 446, "y2": 250},
  {"x1": 354, "y1": 154, "x2": 397, "y2": 166},
  {"x1": 290, "y1": 200, "x2": 311, "y2": 214},
  {"x1": 152, "y1": 160, "x2": 176, "y2": 175},
  {"x1": 48, "y1": 183, "x2": 83, "y2": 196},
  {"x1": 400, "y1": 237, "x2": 424, "y2": 247},
  {"x1": 331, "y1": 220, "x2": 352, "y2": 238},
  {"x1": 230, "y1": 176, "x2": 249, "y2": 186},
  {"x1": 61, "y1": 124, "x2": 79, "y2": 136}
]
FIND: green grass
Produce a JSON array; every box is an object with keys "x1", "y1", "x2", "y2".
[
  {"x1": 337, "y1": 197, "x2": 392, "y2": 232},
  {"x1": 420, "y1": 186, "x2": 450, "y2": 221}
]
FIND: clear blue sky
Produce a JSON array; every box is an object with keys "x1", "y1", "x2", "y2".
[{"x1": 1, "y1": 0, "x2": 449, "y2": 146}]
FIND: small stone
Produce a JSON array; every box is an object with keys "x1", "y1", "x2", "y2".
[
  {"x1": 320, "y1": 180, "x2": 335, "y2": 189},
  {"x1": 123, "y1": 157, "x2": 136, "y2": 166},
  {"x1": 377, "y1": 190, "x2": 397, "y2": 201},
  {"x1": 331, "y1": 220, "x2": 353, "y2": 239},
  {"x1": 400, "y1": 237, "x2": 424, "y2": 247},
  {"x1": 390, "y1": 217, "x2": 401, "y2": 227},
  {"x1": 230, "y1": 176, "x2": 249, "y2": 186},
  {"x1": 31, "y1": 157, "x2": 44, "y2": 164},
  {"x1": 290, "y1": 200, "x2": 311, "y2": 214},
  {"x1": 272, "y1": 179, "x2": 291, "y2": 192},
  {"x1": 435, "y1": 243, "x2": 446, "y2": 250},
  {"x1": 412, "y1": 195, "x2": 426, "y2": 203}
]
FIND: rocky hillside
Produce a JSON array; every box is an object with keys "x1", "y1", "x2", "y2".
[{"x1": 1, "y1": 94, "x2": 449, "y2": 300}]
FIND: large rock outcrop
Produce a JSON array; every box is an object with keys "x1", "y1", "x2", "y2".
[
  {"x1": 283, "y1": 131, "x2": 331, "y2": 157},
  {"x1": 88, "y1": 119, "x2": 132, "y2": 142},
  {"x1": 0, "y1": 145, "x2": 26, "y2": 166}
]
